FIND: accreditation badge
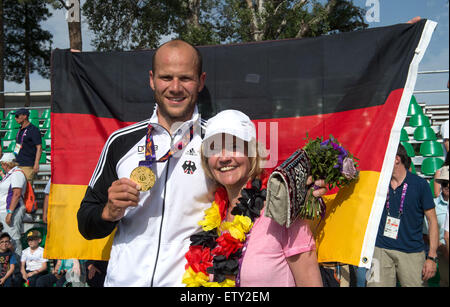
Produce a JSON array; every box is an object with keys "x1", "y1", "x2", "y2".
[
  {"x1": 383, "y1": 216, "x2": 401, "y2": 239},
  {"x1": 13, "y1": 143, "x2": 22, "y2": 155}
]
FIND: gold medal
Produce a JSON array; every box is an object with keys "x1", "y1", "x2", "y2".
[{"x1": 130, "y1": 166, "x2": 156, "y2": 191}]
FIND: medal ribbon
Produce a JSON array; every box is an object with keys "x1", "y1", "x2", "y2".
[
  {"x1": 386, "y1": 182, "x2": 408, "y2": 218},
  {"x1": 138, "y1": 123, "x2": 194, "y2": 168}
]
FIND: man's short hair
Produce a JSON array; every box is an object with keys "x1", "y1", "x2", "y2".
[
  {"x1": 0, "y1": 232, "x2": 11, "y2": 241},
  {"x1": 397, "y1": 144, "x2": 410, "y2": 169},
  {"x1": 151, "y1": 39, "x2": 203, "y2": 77}
]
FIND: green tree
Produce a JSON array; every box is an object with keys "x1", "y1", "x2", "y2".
[
  {"x1": 3, "y1": 0, "x2": 53, "y2": 106},
  {"x1": 83, "y1": 0, "x2": 368, "y2": 50},
  {"x1": 216, "y1": 0, "x2": 368, "y2": 43},
  {"x1": 173, "y1": 0, "x2": 222, "y2": 46},
  {"x1": 83, "y1": 0, "x2": 182, "y2": 51}
]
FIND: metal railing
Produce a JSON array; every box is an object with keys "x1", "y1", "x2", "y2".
[{"x1": 414, "y1": 69, "x2": 449, "y2": 95}]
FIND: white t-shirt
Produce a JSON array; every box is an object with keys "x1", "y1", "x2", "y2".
[
  {"x1": 21, "y1": 246, "x2": 47, "y2": 271},
  {"x1": 444, "y1": 209, "x2": 449, "y2": 233},
  {"x1": 44, "y1": 178, "x2": 51, "y2": 195},
  {"x1": 0, "y1": 166, "x2": 27, "y2": 214}
]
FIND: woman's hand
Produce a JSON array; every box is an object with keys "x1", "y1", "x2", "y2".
[{"x1": 307, "y1": 176, "x2": 327, "y2": 198}]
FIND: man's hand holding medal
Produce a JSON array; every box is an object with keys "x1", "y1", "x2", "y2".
[{"x1": 102, "y1": 178, "x2": 141, "y2": 222}]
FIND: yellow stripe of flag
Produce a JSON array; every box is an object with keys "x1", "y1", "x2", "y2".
[{"x1": 44, "y1": 183, "x2": 114, "y2": 260}]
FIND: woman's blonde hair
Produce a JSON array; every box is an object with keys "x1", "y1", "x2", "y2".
[
  {"x1": 1, "y1": 161, "x2": 19, "y2": 169},
  {"x1": 200, "y1": 138, "x2": 267, "y2": 184}
]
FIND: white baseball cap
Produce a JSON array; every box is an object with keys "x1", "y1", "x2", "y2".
[
  {"x1": 436, "y1": 165, "x2": 449, "y2": 182},
  {"x1": 0, "y1": 153, "x2": 16, "y2": 163},
  {"x1": 203, "y1": 110, "x2": 256, "y2": 142}
]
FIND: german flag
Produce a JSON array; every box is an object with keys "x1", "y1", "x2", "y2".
[{"x1": 46, "y1": 20, "x2": 435, "y2": 268}]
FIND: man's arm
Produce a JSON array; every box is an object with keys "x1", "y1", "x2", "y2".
[
  {"x1": 423, "y1": 208, "x2": 438, "y2": 281},
  {"x1": 77, "y1": 186, "x2": 118, "y2": 240},
  {"x1": 33, "y1": 144, "x2": 42, "y2": 174}
]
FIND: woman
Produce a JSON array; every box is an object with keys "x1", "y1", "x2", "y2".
[
  {"x1": 0, "y1": 153, "x2": 27, "y2": 256},
  {"x1": 183, "y1": 110, "x2": 323, "y2": 287}
]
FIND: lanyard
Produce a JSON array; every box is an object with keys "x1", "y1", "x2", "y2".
[
  {"x1": 16, "y1": 127, "x2": 29, "y2": 145},
  {"x1": 386, "y1": 182, "x2": 408, "y2": 218},
  {"x1": 138, "y1": 123, "x2": 194, "y2": 168}
]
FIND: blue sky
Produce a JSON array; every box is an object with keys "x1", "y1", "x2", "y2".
[{"x1": 4, "y1": 0, "x2": 449, "y2": 105}]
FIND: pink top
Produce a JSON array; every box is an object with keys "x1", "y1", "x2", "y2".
[{"x1": 239, "y1": 210, "x2": 316, "y2": 287}]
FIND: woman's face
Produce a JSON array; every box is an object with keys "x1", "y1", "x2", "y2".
[
  {"x1": 206, "y1": 134, "x2": 251, "y2": 189},
  {"x1": 0, "y1": 162, "x2": 9, "y2": 171}
]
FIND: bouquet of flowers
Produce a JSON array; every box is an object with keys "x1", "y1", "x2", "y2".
[{"x1": 300, "y1": 134, "x2": 359, "y2": 220}]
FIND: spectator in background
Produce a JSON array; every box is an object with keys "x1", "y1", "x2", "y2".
[
  {"x1": 433, "y1": 154, "x2": 449, "y2": 198},
  {"x1": 42, "y1": 178, "x2": 51, "y2": 224},
  {"x1": 424, "y1": 166, "x2": 449, "y2": 287},
  {"x1": 36, "y1": 258, "x2": 86, "y2": 287},
  {"x1": 0, "y1": 153, "x2": 27, "y2": 256},
  {"x1": 20, "y1": 230, "x2": 47, "y2": 287},
  {"x1": 13, "y1": 108, "x2": 42, "y2": 184},
  {"x1": 0, "y1": 232, "x2": 17, "y2": 287},
  {"x1": 444, "y1": 209, "x2": 449, "y2": 254},
  {"x1": 441, "y1": 118, "x2": 448, "y2": 154},
  {"x1": 367, "y1": 144, "x2": 439, "y2": 287},
  {"x1": 86, "y1": 260, "x2": 108, "y2": 287}
]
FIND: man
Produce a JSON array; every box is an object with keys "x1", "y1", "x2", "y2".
[
  {"x1": 14, "y1": 108, "x2": 42, "y2": 183},
  {"x1": 77, "y1": 40, "x2": 209, "y2": 287},
  {"x1": 424, "y1": 166, "x2": 448, "y2": 286},
  {"x1": 77, "y1": 39, "x2": 326, "y2": 286},
  {"x1": 367, "y1": 144, "x2": 439, "y2": 287}
]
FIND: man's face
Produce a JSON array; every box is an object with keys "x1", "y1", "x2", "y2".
[
  {"x1": 442, "y1": 180, "x2": 449, "y2": 198},
  {"x1": 150, "y1": 44, "x2": 205, "y2": 128},
  {"x1": 27, "y1": 237, "x2": 41, "y2": 248},
  {"x1": 14, "y1": 114, "x2": 27, "y2": 125},
  {"x1": 0, "y1": 237, "x2": 11, "y2": 252}
]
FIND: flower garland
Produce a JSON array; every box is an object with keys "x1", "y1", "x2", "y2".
[{"x1": 182, "y1": 176, "x2": 268, "y2": 287}]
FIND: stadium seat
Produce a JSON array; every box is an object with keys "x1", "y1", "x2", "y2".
[
  {"x1": 407, "y1": 98, "x2": 423, "y2": 116},
  {"x1": 0, "y1": 112, "x2": 4, "y2": 120},
  {"x1": 41, "y1": 118, "x2": 50, "y2": 130},
  {"x1": 6, "y1": 111, "x2": 16, "y2": 121},
  {"x1": 410, "y1": 163, "x2": 416, "y2": 174},
  {"x1": 4, "y1": 141, "x2": 16, "y2": 153},
  {"x1": 29, "y1": 109, "x2": 39, "y2": 119},
  {"x1": 41, "y1": 137, "x2": 47, "y2": 151},
  {"x1": 413, "y1": 126, "x2": 437, "y2": 141},
  {"x1": 30, "y1": 118, "x2": 41, "y2": 128},
  {"x1": 429, "y1": 179, "x2": 435, "y2": 197},
  {"x1": 421, "y1": 157, "x2": 444, "y2": 176},
  {"x1": 2, "y1": 129, "x2": 18, "y2": 141},
  {"x1": 420, "y1": 141, "x2": 444, "y2": 157},
  {"x1": 39, "y1": 151, "x2": 47, "y2": 164},
  {"x1": 40, "y1": 109, "x2": 50, "y2": 119},
  {"x1": 44, "y1": 129, "x2": 51, "y2": 139},
  {"x1": 400, "y1": 128, "x2": 409, "y2": 141},
  {"x1": 401, "y1": 141, "x2": 415, "y2": 157},
  {"x1": 3, "y1": 119, "x2": 20, "y2": 130},
  {"x1": 409, "y1": 114, "x2": 431, "y2": 127}
]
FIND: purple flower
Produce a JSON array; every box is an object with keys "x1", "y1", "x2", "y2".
[
  {"x1": 342, "y1": 157, "x2": 358, "y2": 180},
  {"x1": 322, "y1": 139, "x2": 348, "y2": 170}
]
